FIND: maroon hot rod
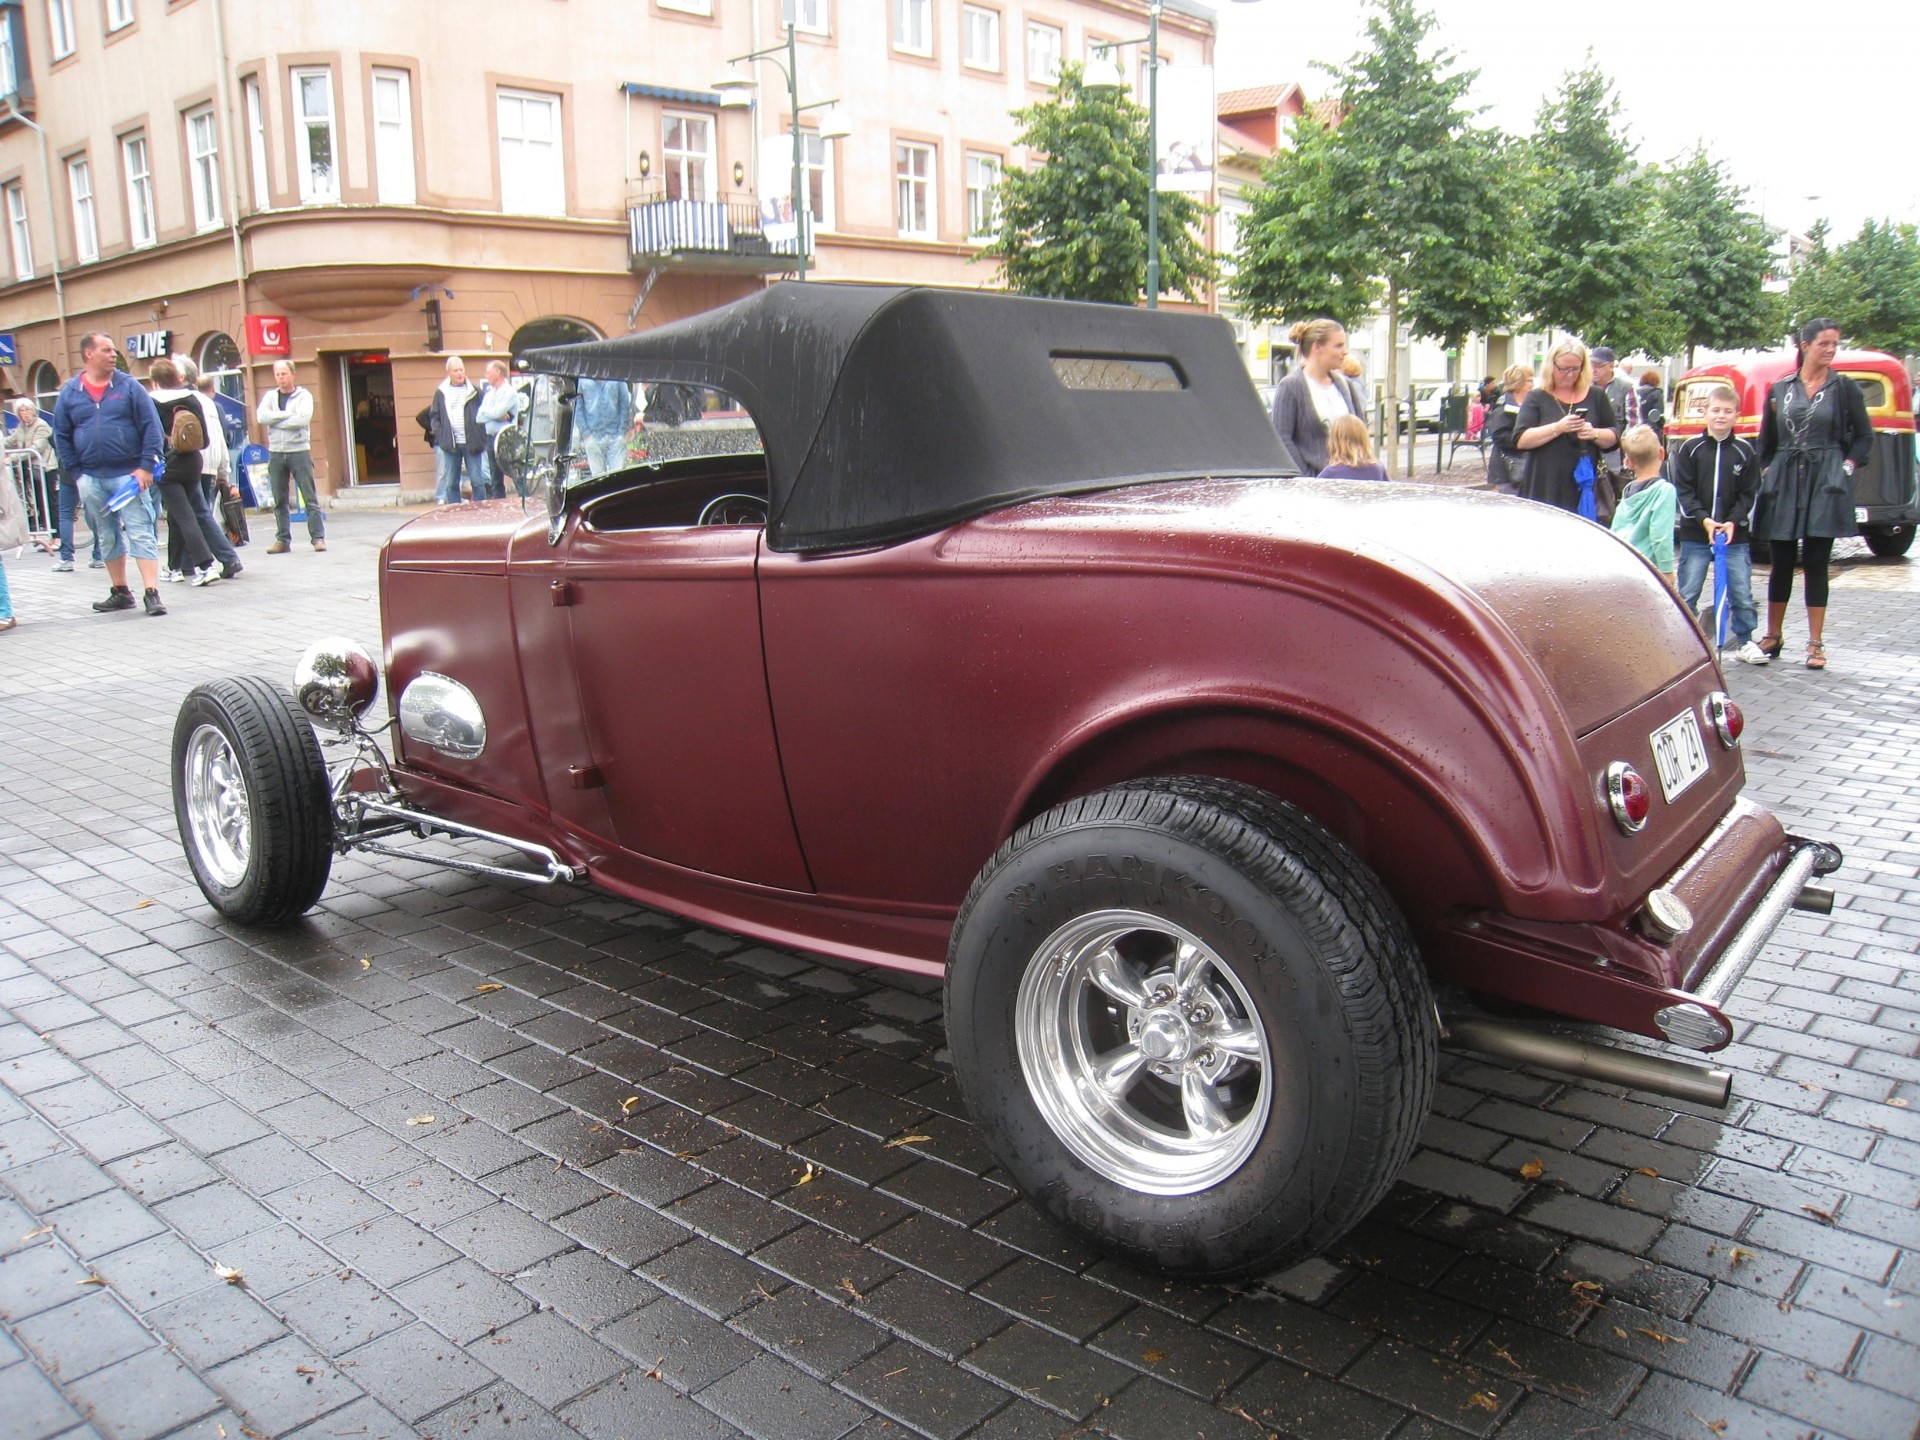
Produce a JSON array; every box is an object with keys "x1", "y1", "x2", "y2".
[{"x1": 172, "y1": 283, "x2": 1837, "y2": 1278}]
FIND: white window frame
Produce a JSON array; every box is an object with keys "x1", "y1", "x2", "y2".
[
  {"x1": 798, "y1": 129, "x2": 833, "y2": 233},
  {"x1": 496, "y1": 87, "x2": 564, "y2": 217},
  {"x1": 965, "y1": 151, "x2": 1001, "y2": 240},
  {"x1": 657, "y1": 0, "x2": 711, "y2": 13},
  {"x1": 105, "y1": 0, "x2": 134, "y2": 31},
  {"x1": 893, "y1": 0, "x2": 931, "y2": 56},
  {"x1": 186, "y1": 105, "x2": 221, "y2": 231},
  {"x1": 47, "y1": 0, "x2": 74, "y2": 60},
  {"x1": 895, "y1": 141, "x2": 934, "y2": 239},
  {"x1": 1026, "y1": 21, "x2": 1062, "y2": 86},
  {"x1": 661, "y1": 110, "x2": 714, "y2": 203},
  {"x1": 6, "y1": 183, "x2": 31, "y2": 280},
  {"x1": 782, "y1": 0, "x2": 827, "y2": 32},
  {"x1": 242, "y1": 75, "x2": 269, "y2": 210},
  {"x1": 67, "y1": 157, "x2": 97, "y2": 262},
  {"x1": 961, "y1": 5, "x2": 998, "y2": 71},
  {"x1": 0, "y1": 12, "x2": 17, "y2": 97},
  {"x1": 292, "y1": 66, "x2": 339, "y2": 204},
  {"x1": 122, "y1": 133, "x2": 155, "y2": 248},
  {"x1": 372, "y1": 68, "x2": 416, "y2": 205}
]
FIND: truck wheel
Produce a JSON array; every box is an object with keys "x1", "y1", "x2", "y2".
[
  {"x1": 173, "y1": 676, "x2": 334, "y2": 925},
  {"x1": 946, "y1": 777, "x2": 1435, "y2": 1280},
  {"x1": 1865, "y1": 525, "x2": 1915, "y2": 559}
]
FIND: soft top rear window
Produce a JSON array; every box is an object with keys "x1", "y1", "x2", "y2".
[{"x1": 1050, "y1": 354, "x2": 1186, "y2": 392}]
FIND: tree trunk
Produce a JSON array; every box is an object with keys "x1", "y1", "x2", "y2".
[{"x1": 1384, "y1": 279, "x2": 1402, "y2": 478}]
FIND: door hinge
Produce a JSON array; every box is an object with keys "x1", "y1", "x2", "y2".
[
  {"x1": 550, "y1": 580, "x2": 575, "y2": 607},
  {"x1": 567, "y1": 764, "x2": 604, "y2": 791}
]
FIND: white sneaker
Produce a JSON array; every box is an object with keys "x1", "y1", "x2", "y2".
[
  {"x1": 163, "y1": 568, "x2": 186, "y2": 583},
  {"x1": 191, "y1": 566, "x2": 221, "y2": 587},
  {"x1": 1734, "y1": 640, "x2": 1771, "y2": 665}
]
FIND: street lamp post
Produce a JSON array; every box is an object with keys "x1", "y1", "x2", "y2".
[
  {"x1": 0, "y1": 103, "x2": 70, "y2": 364},
  {"x1": 715, "y1": 26, "x2": 847, "y2": 283},
  {"x1": 1085, "y1": 1, "x2": 1163, "y2": 308}
]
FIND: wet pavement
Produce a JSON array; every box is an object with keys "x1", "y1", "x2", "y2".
[{"x1": 1, "y1": 509, "x2": 1917, "y2": 1440}]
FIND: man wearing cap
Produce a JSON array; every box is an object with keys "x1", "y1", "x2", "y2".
[{"x1": 1591, "y1": 347, "x2": 1639, "y2": 472}]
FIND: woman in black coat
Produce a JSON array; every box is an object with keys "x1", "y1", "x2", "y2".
[
  {"x1": 1483, "y1": 363, "x2": 1533, "y2": 495},
  {"x1": 1268, "y1": 318, "x2": 1366, "y2": 475},
  {"x1": 1753, "y1": 317, "x2": 1873, "y2": 670}
]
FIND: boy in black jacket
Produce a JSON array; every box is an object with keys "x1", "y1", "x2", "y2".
[{"x1": 1671, "y1": 384, "x2": 1767, "y2": 664}]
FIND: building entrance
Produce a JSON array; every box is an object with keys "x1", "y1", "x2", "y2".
[{"x1": 341, "y1": 353, "x2": 400, "y2": 485}]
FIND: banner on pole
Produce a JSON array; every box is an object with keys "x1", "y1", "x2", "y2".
[{"x1": 1155, "y1": 66, "x2": 1215, "y2": 194}]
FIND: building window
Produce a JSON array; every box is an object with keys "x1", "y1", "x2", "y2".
[
  {"x1": 198, "y1": 332, "x2": 243, "y2": 402},
  {"x1": 657, "y1": 0, "x2": 710, "y2": 12},
  {"x1": 893, "y1": 0, "x2": 931, "y2": 56},
  {"x1": 105, "y1": 0, "x2": 133, "y2": 30},
  {"x1": 186, "y1": 105, "x2": 221, "y2": 231},
  {"x1": 47, "y1": 0, "x2": 73, "y2": 60},
  {"x1": 497, "y1": 87, "x2": 563, "y2": 216},
  {"x1": 961, "y1": 5, "x2": 998, "y2": 70},
  {"x1": 241, "y1": 75, "x2": 269, "y2": 210},
  {"x1": 662, "y1": 111, "x2": 713, "y2": 203},
  {"x1": 5, "y1": 183, "x2": 30, "y2": 279},
  {"x1": 895, "y1": 141, "x2": 933, "y2": 238},
  {"x1": 1026, "y1": 22, "x2": 1061, "y2": 85},
  {"x1": 29, "y1": 360, "x2": 59, "y2": 411},
  {"x1": 0, "y1": 9, "x2": 18, "y2": 98},
  {"x1": 292, "y1": 67, "x2": 338, "y2": 203},
  {"x1": 372, "y1": 68, "x2": 416, "y2": 205},
  {"x1": 799, "y1": 129, "x2": 832, "y2": 231},
  {"x1": 965, "y1": 151, "x2": 1001, "y2": 239},
  {"x1": 782, "y1": 0, "x2": 827, "y2": 34},
  {"x1": 66, "y1": 157, "x2": 96, "y2": 262},
  {"x1": 122, "y1": 133, "x2": 155, "y2": 248}
]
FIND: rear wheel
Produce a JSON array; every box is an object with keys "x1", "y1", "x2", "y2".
[
  {"x1": 173, "y1": 676, "x2": 333, "y2": 925},
  {"x1": 1865, "y1": 525, "x2": 1915, "y2": 558},
  {"x1": 946, "y1": 776, "x2": 1436, "y2": 1279}
]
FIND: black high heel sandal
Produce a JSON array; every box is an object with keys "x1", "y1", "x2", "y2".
[{"x1": 1757, "y1": 633, "x2": 1783, "y2": 660}]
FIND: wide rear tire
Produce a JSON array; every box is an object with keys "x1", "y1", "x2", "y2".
[
  {"x1": 172, "y1": 676, "x2": 333, "y2": 925},
  {"x1": 1865, "y1": 525, "x2": 1915, "y2": 559},
  {"x1": 946, "y1": 777, "x2": 1436, "y2": 1280}
]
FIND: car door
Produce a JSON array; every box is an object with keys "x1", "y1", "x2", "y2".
[{"x1": 556, "y1": 510, "x2": 812, "y2": 892}]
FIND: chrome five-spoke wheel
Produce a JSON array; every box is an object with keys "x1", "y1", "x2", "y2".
[
  {"x1": 183, "y1": 723, "x2": 251, "y2": 888},
  {"x1": 1016, "y1": 910, "x2": 1272, "y2": 1195}
]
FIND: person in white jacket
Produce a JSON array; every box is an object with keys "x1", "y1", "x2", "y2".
[{"x1": 254, "y1": 360, "x2": 326, "y2": 553}]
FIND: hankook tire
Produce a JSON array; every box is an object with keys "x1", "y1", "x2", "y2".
[
  {"x1": 946, "y1": 776, "x2": 1436, "y2": 1279},
  {"x1": 173, "y1": 676, "x2": 334, "y2": 925}
]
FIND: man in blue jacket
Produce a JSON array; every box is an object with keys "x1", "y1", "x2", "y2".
[{"x1": 52, "y1": 332, "x2": 168, "y2": 615}]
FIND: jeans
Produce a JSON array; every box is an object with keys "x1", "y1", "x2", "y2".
[
  {"x1": 77, "y1": 473, "x2": 159, "y2": 563},
  {"x1": 1676, "y1": 539, "x2": 1756, "y2": 646},
  {"x1": 54, "y1": 473, "x2": 99, "y2": 563},
  {"x1": 435, "y1": 447, "x2": 485, "y2": 504},
  {"x1": 580, "y1": 431, "x2": 626, "y2": 479},
  {"x1": 269, "y1": 449, "x2": 325, "y2": 543},
  {"x1": 0, "y1": 556, "x2": 11, "y2": 620}
]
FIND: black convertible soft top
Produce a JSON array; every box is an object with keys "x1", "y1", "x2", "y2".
[{"x1": 524, "y1": 282, "x2": 1296, "y2": 553}]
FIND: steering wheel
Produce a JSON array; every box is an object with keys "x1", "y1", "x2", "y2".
[{"x1": 696, "y1": 493, "x2": 769, "y2": 527}]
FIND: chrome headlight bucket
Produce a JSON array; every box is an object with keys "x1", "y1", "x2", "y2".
[
  {"x1": 398, "y1": 673, "x2": 487, "y2": 761},
  {"x1": 293, "y1": 638, "x2": 381, "y2": 725}
]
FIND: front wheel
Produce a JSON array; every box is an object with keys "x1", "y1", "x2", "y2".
[
  {"x1": 1865, "y1": 524, "x2": 1915, "y2": 559},
  {"x1": 173, "y1": 676, "x2": 334, "y2": 925},
  {"x1": 946, "y1": 777, "x2": 1436, "y2": 1280}
]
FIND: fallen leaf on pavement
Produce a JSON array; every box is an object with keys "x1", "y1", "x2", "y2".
[
  {"x1": 883, "y1": 1134, "x2": 932, "y2": 1149},
  {"x1": 1518, "y1": 1158, "x2": 1544, "y2": 1180},
  {"x1": 1801, "y1": 1205, "x2": 1837, "y2": 1225},
  {"x1": 1464, "y1": 1391, "x2": 1500, "y2": 1412},
  {"x1": 837, "y1": 1277, "x2": 861, "y2": 1301},
  {"x1": 406, "y1": 1114, "x2": 436, "y2": 1126},
  {"x1": 1635, "y1": 1327, "x2": 1687, "y2": 1346},
  {"x1": 20, "y1": 1225, "x2": 52, "y2": 1242},
  {"x1": 1636, "y1": 1167, "x2": 1659, "y2": 1178},
  {"x1": 474, "y1": 983, "x2": 504, "y2": 993},
  {"x1": 134, "y1": 898, "x2": 155, "y2": 908},
  {"x1": 619, "y1": 1097, "x2": 642, "y2": 1115},
  {"x1": 215, "y1": 1264, "x2": 246, "y2": 1286},
  {"x1": 795, "y1": 1162, "x2": 818, "y2": 1186},
  {"x1": 359, "y1": 957, "x2": 371, "y2": 970}
]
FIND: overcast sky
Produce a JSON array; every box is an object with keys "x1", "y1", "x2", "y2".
[{"x1": 1213, "y1": 5, "x2": 1920, "y2": 244}]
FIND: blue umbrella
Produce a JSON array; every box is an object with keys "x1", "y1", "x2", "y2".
[
  {"x1": 1572, "y1": 453, "x2": 1598, "y2": 521},
  {"x1": 1711, "y1": 531, "x2": 1730, "y2": 649}
]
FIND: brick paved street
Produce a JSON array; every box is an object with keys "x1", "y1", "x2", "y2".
[{"x1": 1, "y1": 510, "x2": 1916, "y2": 1440}]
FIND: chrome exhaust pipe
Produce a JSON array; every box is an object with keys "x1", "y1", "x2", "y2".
[
  {"x1": 1793, "y1": 883, "x2": 1835, "y2": 915},
  {"x1": 1441, "y1": 1014, "x2": 1732, "y2": 1108}
]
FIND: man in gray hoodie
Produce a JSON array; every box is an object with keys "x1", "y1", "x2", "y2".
[{"x1": 254, "y1": 359, "x2": 326, "y2": 553}]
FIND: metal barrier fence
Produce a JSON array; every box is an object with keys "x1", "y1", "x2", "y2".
[{"x1": 5, "y1": 447, "x2": 54, "y2": 548}]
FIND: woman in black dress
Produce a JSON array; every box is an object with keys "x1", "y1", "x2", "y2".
[
  {"x1": 1753, "y1": 318, "x2": 1873, "y2": 670},
  {"x1": 1514, "y1": 341, "x2": 1619, "y2": 515}
]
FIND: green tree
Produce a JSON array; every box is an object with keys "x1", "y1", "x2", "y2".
[
  {"x1": 977, "y1": 63, "x2": 1215, "y2": 306},
  {"x1": 1230, "y1": 0, "x2": 1514, "y2": 465},
  {"x1": 1654, "y1": 148, "x2": 1782, "y2": 365},
  {"x1": 1789, "y1": 219, "x2": 1920, "y2": 355},
  {"x1": 1515, "y1": 63, "x2": 1670, "y2": 354}
]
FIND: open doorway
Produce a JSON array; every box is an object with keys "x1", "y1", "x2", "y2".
[{"x1": 340, "y1": 352, "x2": 399, "y2": 484}]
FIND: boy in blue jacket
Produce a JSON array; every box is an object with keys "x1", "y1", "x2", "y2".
[{"x1": 1670, "y1": 385, "x2": 1767, "y2": 665}]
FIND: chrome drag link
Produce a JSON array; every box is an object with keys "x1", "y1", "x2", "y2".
[
  {"x1": 1441, "y1": 1014, "x2": 1733, "y2": 1108},
  {"x1": 340, "y1": 795, "x2": 580, "y2": 886}
]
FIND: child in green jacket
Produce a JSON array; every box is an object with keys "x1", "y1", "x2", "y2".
[{"x1": 1610, "y1": 424, "x2": 1676, "y2": 585}]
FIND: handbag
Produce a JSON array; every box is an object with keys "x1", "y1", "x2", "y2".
[
  {"x1": 0, "y1": 469, "x2": 31, "y2": 551},
  {"x1": 220, "y1": 482, "x2": 250, "y2": 546}
]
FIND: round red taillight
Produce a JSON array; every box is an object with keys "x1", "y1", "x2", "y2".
[
  {"x1": 1705, "y1": 693, "x2": 1743, "y2": 748},
  {"x1": 1606, "y1": 762, "x2": 1651, "y2": 833}
]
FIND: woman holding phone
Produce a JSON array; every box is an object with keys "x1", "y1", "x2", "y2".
[{"x1": 1514, "y1": 340, "x2": 1619, "y2": 515}]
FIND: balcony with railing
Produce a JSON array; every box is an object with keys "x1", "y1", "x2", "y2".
[{"x1": 626, "y1": 185, "x2": 809, "y2": 274}]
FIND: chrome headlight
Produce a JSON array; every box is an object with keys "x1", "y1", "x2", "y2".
[
  {"x1": 292, "y1": 638, "x2": 380, "y2": 724},
  {"x1": 398, "y1": 673, "x2": 487, "y2": 761}
]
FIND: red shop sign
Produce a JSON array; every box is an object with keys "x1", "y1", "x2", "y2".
[{"x1": 245, "y1": 314, "x2": 292, "y2": 355}]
